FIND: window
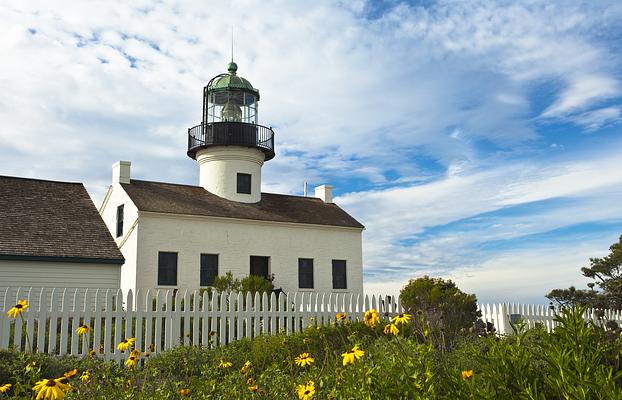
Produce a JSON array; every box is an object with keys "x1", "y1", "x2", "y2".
[
  {"x1": 250, "y1": 256, "x2": 270, "y2": 280},
  {"x1": 332, "y1": 260, "x2": 347, "y2": 289},
  {"x1": 237, "y1": 173, "x2": 251, "y2": 194},
  {"x1": 158, "y1": 252, "x2": 178, "y2": 286},
  {"x1": 116, "y1": 204, "x2": 124, "y2": 238},
  {"x1": 200, "y1": 254, "x2": 218, "y2": 286},
  {"x1": 298, "y1": 258, "x2": 314, "y2": 289}
]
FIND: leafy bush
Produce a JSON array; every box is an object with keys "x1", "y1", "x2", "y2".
[{"x1": 400, "y1": 276, "x2": 480, "y2": 349}]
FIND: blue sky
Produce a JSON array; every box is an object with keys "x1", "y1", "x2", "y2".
[{"x1": 1, "y1": 0, "x2": 621, "y2": 303}]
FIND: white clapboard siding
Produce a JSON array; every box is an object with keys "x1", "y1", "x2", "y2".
[{"x1": 4, "y1": 287, "x2": 622, "y2": 361}]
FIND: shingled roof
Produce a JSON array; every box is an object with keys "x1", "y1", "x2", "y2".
[
  {"x1": 121, "y1": 180, "x2": 364, "y2": 229},
  {"x1": 0, "y1": 176, "x2": 124, "y2": 264}
]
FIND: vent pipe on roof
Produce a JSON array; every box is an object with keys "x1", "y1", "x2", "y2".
[
  {"x1": 314, "y1": 184, "x2": 333, "y2": 203},
  {"x1": 303, "y1": 181, "x2": 308, "y2": 197}
]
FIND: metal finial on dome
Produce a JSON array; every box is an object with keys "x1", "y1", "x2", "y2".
[{"x1": 227, "y1": 61, "x2": 238, "y2": 74}]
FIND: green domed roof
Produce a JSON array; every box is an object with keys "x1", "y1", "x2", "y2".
[{"x1": 209, "y1": 62, "x2": 260, "y2": 99}]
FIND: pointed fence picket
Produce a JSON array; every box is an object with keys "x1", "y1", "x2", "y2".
[{"x1": 4, "y1": 287, "x2": 622, "y2": 361}]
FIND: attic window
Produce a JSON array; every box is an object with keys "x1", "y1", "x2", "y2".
[
  {"x1": 116, "y1": 204, "x2": 124, "y2": 238},
  {"x1": 237, "y1": 173, "x2": 251, "y2": 194}
]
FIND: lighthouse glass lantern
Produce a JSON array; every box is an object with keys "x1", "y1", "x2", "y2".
[{"x1": 203, "y1": 62, "x2": 259, "y2": 124}]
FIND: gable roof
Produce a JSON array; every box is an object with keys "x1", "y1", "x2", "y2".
[
  {"x1": 121, "y1": 180, "x2": 364, "y2": 229},
  {"x1": 0, "y1": 176, "x2": 124, "y2": 264}
]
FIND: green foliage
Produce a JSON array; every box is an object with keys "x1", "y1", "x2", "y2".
[
  {"x1": 548, "y1": 234, "x2": 622, "y2": 309},
  {"x1": 240, "y1": 275, "x2": 274, "y2": 295},
  {"x1": 2, "y1": 307, "x2": 622, "y2": 399},
  {"x1": 200, "y1": 272, "x2": 275, "y2": 298},
  {"x1": 399, "y1": 275, "x2": 480, "y2": 349}
]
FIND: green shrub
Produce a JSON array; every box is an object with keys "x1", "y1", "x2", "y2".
[{"x1": 400, "y1": 276, "x2": 480, "y2": 349}]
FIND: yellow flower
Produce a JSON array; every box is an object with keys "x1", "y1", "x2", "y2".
[
  {"x1": 32, "y1": 378, "x2": 70, "y2": 400},
  {"x1": 87, "y1": 350, "x2": 95, "y2": 358},
  {"x1": 364, "y1": 309, "x2": 379, "y2": 328},
  {"x1": 117, "y1": 338, "x2": 136, "y2": 352},
  {"x1": 218, "y1": 360, "x2": 232, "y2": 369},
  {"x1": 462, "y1": 370, "x2": 474, "y2": 380},
  {"x1": 303, "y1": 337, "x2": 310, "y2": 345},
  {"x1": 125, "y1": 355, "x2": 139, "y2": 369},
  {"x1": 294, "y1": 352, "x2": 315, "y2": 367},
  {"x1": 248, "y1": 385, "x2": 258, "y2": 392},
  {"x1": 148, "y1": 343, "x2": 155, "y2": 352},
  {"x1": 7, "y1": 300, "x2": 28, "y2": 318},
  {"x1": 240, "y1": 360, "x2": 251, "y2": 374},
  {"x1": 76, "y1": 324, "x2": 91, "y2": 336},
  {"x1": 341, "y1": 345, "x2": 365, "y2": 366},
  {"x1": 246, "y1": 378, "x2": 255, "y2": 386},
  {"x1": 98, "y1": 345, "x2": 105, "y2": 354},
  {"x1": 392, "y1": 313, "x2": 412, "y2": 325},
  {"x1": 130, "y1": 348, "x2": 141, "y2": 357},
  {"x1": 144, "y1": 351, "x2": 151, "y2": 358},
  {"x1": 0, "y1": 384, "x2": 11, "y2": 393},
  {"x1": 336, "y1": 312, "x2": 346, "y2": 321},
  {"x1": 180, "y1": 388, "x2": 191, "y2": 396},
  {"x1": 297, "y1": 381, "x2": 315, "y2": 400},
  {"x1": 63, "y1": 369, "x2": 77, "y2": 379},
  {"x1": 80, "y1": 371, "x2": 90, "y2": 383},
  {"x1": 383, "y1": 323, "x2": 399, "y2": 336}
]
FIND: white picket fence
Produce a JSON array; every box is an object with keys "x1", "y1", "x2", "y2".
[
  {"x1": 0, "y1": 287, "x2": 401, "y2": 361},
  {"x1": 2, "y1": 287, "x2": 622, "y2": 361}
]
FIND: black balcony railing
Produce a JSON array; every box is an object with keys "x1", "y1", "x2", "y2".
[{"x1": 187, "y1": 122, "x2": 275, "y2": 160}]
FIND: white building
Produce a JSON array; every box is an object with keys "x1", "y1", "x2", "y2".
[
  {"x1": 100, "y1": 61, "x2": 364, "y2": 295},
  {"x1": 0, "y1": 176, "x2": 124, "y2": 307}
]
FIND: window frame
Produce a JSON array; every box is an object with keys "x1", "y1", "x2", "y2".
[
  {"x1": 200, "y1": 253, "x2": 219, "y2": 287},
  {"x1": 236, "y1": 173, "x2": 252, "y2": 194},
  {"x1": 332, "y1": 259, "x2": 347, "y2": 289},
  {"x1": 157, "y1": 251, "x2": 178, "y2": 286},
  {"x1": 298, "y1": 258, "x2": 314, "y2": 289},
  {"x1": 116, "y1": 204, "x2": 124, "y2": 238}
]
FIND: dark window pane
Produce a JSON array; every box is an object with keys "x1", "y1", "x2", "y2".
[
  {"x1": 250, "y1": 256, "x2": 269, "y2": 279},
  {"x1": 200, "y1": 254, "x2": 218, "y2": 286},
  {"x1": 116, "y1": 204, "x2": 124, "y2": 238},
  {"x1": 158, "y1": 252, "x2": 177, "y2": 286},
  {"x1": 298, "y1": 258, "x2": 314, "y2": 289},
  {"x1": 332, "y1": 260, "x2": 347, "y2": 289},
  {"x1": 237, "y1": 173, "x2": 251, "y2": 194}
]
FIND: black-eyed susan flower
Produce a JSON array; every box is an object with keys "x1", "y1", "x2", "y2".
[
  {"x1": 63, "y1": 369, "x2": 77, "y2": 379},
  {"x1": 76, "y1": 324, "x2": 91, "y2": 336},
  {"x1": 294, "y1": 353, "x2": 314, "y2": 367},
  {"x1": 144, "y1": 351, "x2": 151, "y2": 358},
  {"x1": 364, "y1": 309, "x2": 379, "y2": 328},
  {"x1": 32, "y1": 378, "x2": 70, "y2": 399},
  {"x1": 462, "y1": 370, "x2": 474, "y2": 380},
  {"x1": 341, "y1": 345, "x2": 365, "y2": 366},
  {"x1": 180, "y1": 388, "x2": 191, "y2": 396},
  {"x1": 7, "y1": 300, "x2": 28, "y2": 318},
  {"x1": 246, "y1": 378, "x2": 255, "y2": 386},
  {"x1": 218, "y1": 360, "x2": 232, "y2": 369},
  {"x1": 336, "y1": 313, "x2": 346, "y2": 321},
  {"x1": 303, "y1": 337, "x2": 310, "y2": 345},
  {"x1": 80, "y1": 371, "x2": 90, "y2": 383},
  {"x1": 87, "y1": 349, "x2": 95, "y2": 358},
  {"x1": 383, "y1": 323, "x2": 399, "y2": 336},
  {"x1": 240, "y1": 360, "x2": 251, "y2": 374},
  {"x1": 125, "y1": 355, "x2": 139, "y2": 369},
  {"x1": 392, "y1": 313, "x2": 412, "y2": 325},
  {"x1": 98, "y1": 345, "x2": 105, "y2": 354},
  {"x1": 296, "y1": 381, "x2": 315, "y2": 400},
  {"x1": 248, "y1": 384, "x2": 258, "y2": 392},
  {"x1": 117, "y1": 338, "x2": 136, "y2": 352},
  {"x1": 130, "y1": 348, "x2": 141, "y2": 357},
  {"x1": 0, "y1": 384, "x2": 11, "y2": 393}
]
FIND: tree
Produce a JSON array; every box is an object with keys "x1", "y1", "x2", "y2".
[
  {"x1": 547, "y1": 235, "x2": 622, "y2": 309},
  {"x1": 399, "y1": 276, "x2": 480, "y2": 349}
]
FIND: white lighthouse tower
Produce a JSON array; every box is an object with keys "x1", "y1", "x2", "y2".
[{"x1": 187, "y1": 61, "x2": 275, "y2": 203}]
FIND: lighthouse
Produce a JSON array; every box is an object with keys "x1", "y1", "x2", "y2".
[{"x1": 187, "y1": 61, "x2": 275, "y2": 203}]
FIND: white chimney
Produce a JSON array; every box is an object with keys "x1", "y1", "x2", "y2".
[
  {"x1": 314, "y1": 184, "x2": 333, "y2": 203},
  {"x1": 112, "y1": 161, "x2": 131, "y2": 185}
]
